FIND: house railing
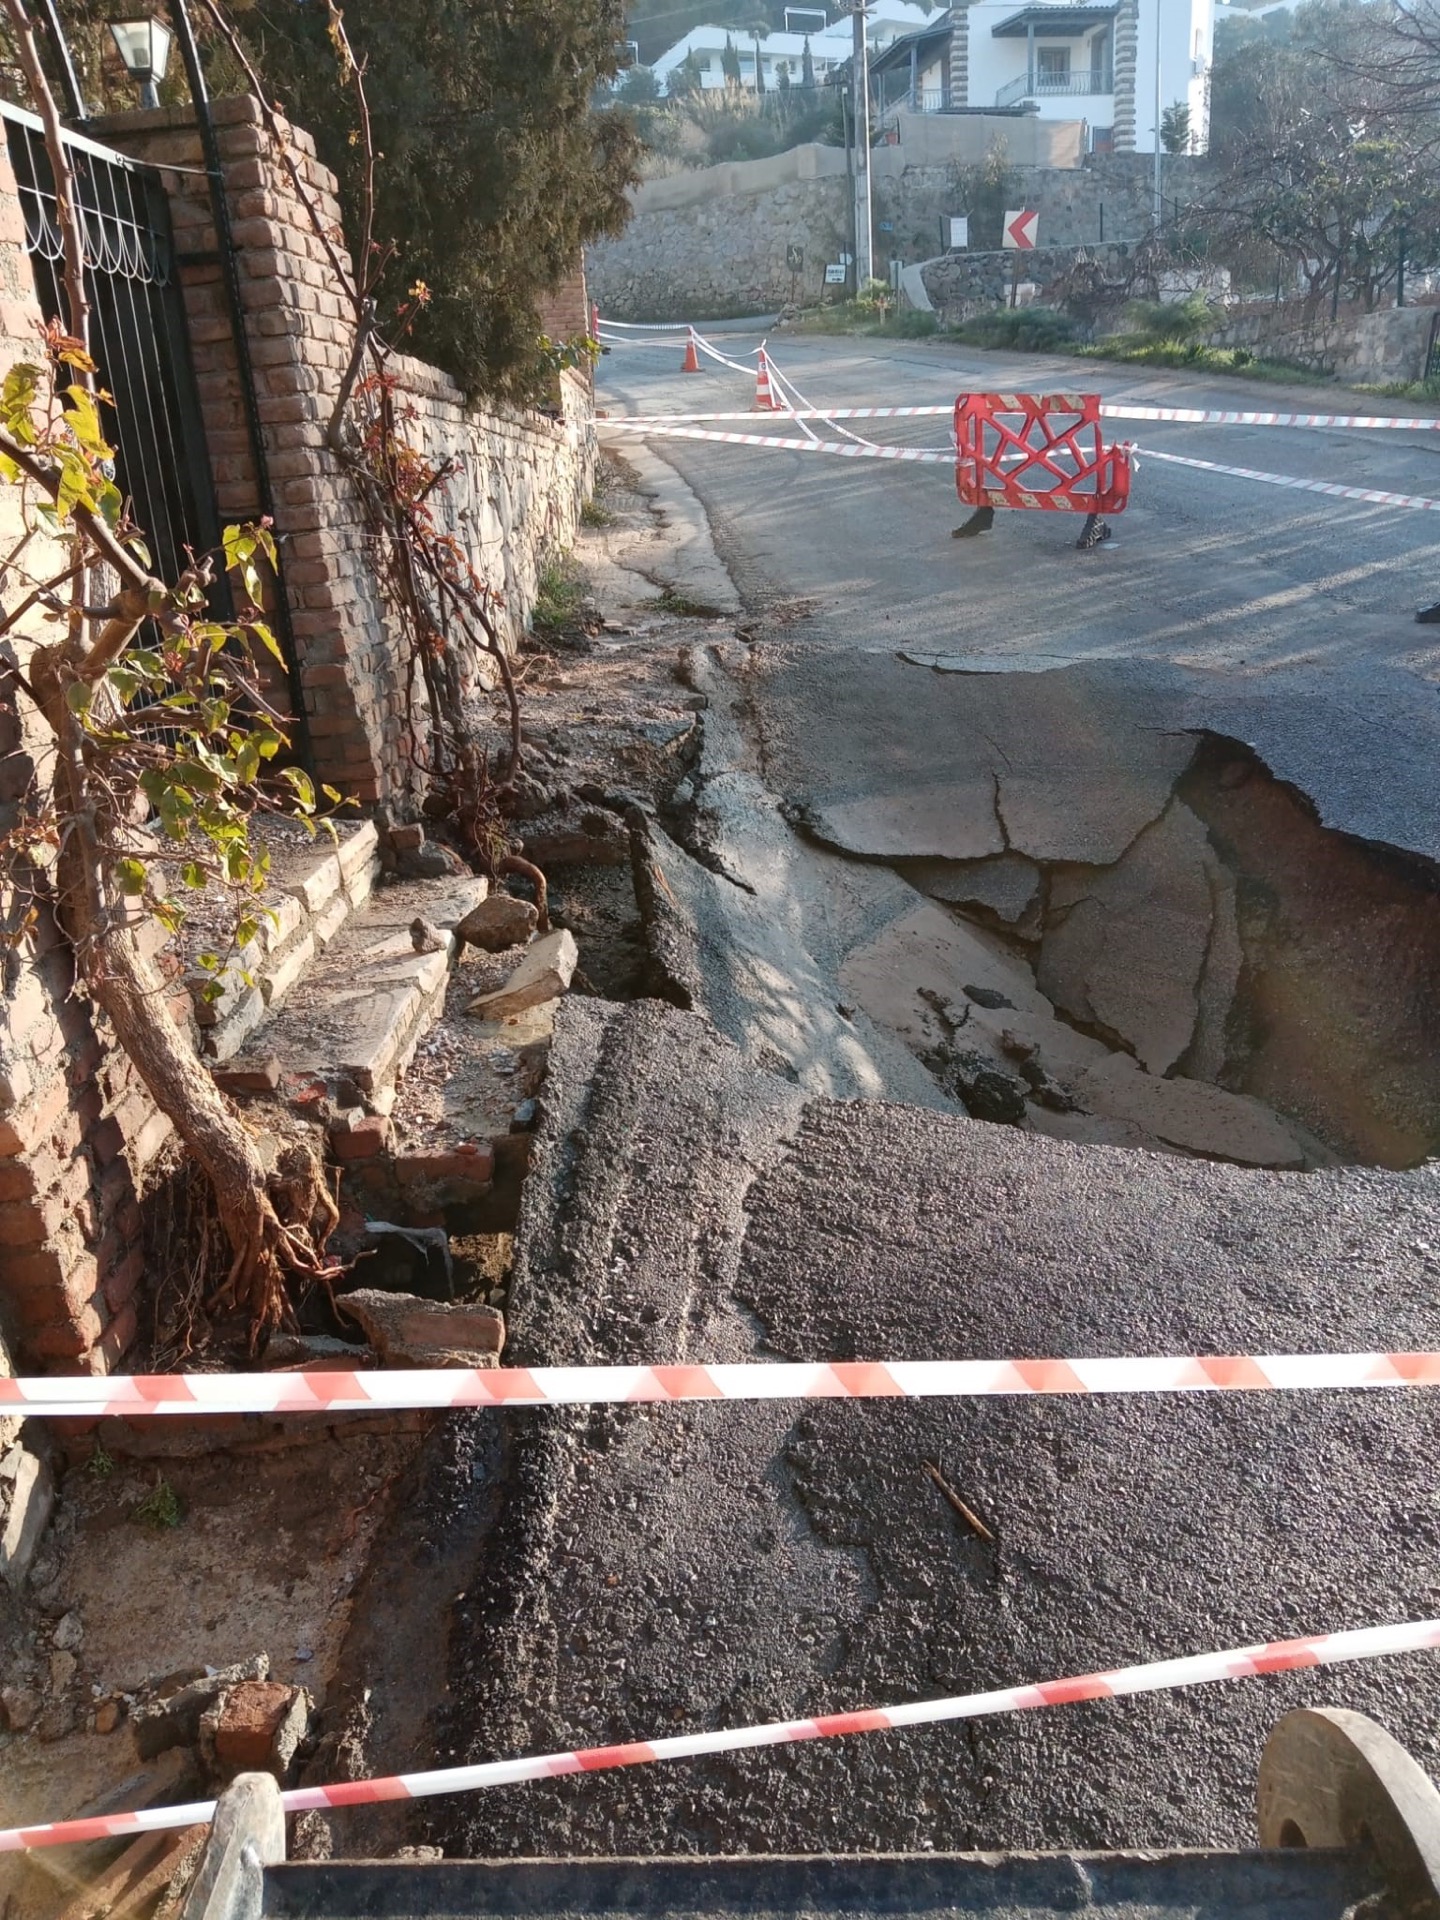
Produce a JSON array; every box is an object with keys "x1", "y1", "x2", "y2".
[
  {"x1": 994, "y1": 68, "x2": 1114, "y2": 107},
  {"x1": 888, "y1": 85, "x2": 949, "y2": 112}
]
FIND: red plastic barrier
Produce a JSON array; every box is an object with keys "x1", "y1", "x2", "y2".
[{"x1": 955, "y1": 392, "x2": 1132, "y2": 514}]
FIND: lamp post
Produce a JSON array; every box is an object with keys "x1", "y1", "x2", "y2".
[
  {"x1": 1152, "y1": 0, "x2": 1163, "y2": 230},
  {"x1": 109, "y1": 18, "x2": 173, "y2": 109},
  {"x1": 851, "y1": 0, "x2": 873, "y2": 288}
]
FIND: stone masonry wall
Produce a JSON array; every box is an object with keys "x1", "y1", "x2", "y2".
[
  {"x1": 1207, "y1": 301, "x2": 1439, "y2": 385},
  {"x1": 95, "y1": 99, "x2": 596, "y2": 808},
  {"x1": 590, "y1": 172, "x2": 851, "y2": 320},
  {"x1": 921, "y1": 242, "x2": 1138, "y2": 322},
  {"x1": 589, "y1": 148, "x2": 1210, "y2": 321}
]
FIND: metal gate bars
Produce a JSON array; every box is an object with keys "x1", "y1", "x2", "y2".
[{"x1": 4, "y1": 100, "x2": 226, "y2": 599}]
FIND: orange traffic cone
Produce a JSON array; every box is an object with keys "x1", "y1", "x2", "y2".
[
  {"x1": 681, "y1": 328, "x2": 701, "y2": 373},
  {"x1": 754, "y1": 348, "x2": 781, "y2": 411}
]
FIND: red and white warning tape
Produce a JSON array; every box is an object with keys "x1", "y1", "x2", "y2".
[
  {"x1": 1137, "y1": 444, "x2": 1440, "y2": 512},
  {"x1": 7, "y1": 1351, "x2": 1440, "y2": 1419},
  {"x1": 604, "y1": 416, "x2": 1440, "y2": 509},
  {"x1": 615, "y1": 405, "x2": 954, "y2": 423},
  {"x1": 596, "y1": 318, "x2": 697, "y2": 332},
  {"x1": 5, "y1": 1617, "x2": 1437, "y2": 1852},
  {"x1": 1106, "y1": 403, "x2": 1440, "y2": 431},
  {"x1": 609, "y1": 402, "x2": 1440, "y2": 431},
  {"x1": 601, "y1": 421, "x2": 954, "y2": 463}
]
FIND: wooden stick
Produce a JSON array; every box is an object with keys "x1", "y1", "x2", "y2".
[{"x1": 923, "y1": 1458, "x2": 995, "y2": 1542}]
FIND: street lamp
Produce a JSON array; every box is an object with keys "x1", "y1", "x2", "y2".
[
  {"x1": 1152, "y1": 0, "x2": 1163, "y2": 229},
  {"x1": 109, "y1": 18, "x2": 173, "y2": 109}
]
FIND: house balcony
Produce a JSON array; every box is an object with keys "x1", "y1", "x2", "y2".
[{"x1": 994, "y1": 67, "x2": 1113, "y2": 107}]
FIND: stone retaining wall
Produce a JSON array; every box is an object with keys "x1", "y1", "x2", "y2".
[
  {"x1": 1207, "y1": 302, "x2": 1439, "y2": 385},
  {"x1": 588, "y1": 144, "x2": 1209, "y2": 321},
  {"x1": 920, "y1": 242, "x2": 1138, "y2": 322}
]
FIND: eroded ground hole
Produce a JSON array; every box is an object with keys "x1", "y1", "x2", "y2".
[{"x1": 842, "y1": 734, "x2": 1439, "y2": 1171}]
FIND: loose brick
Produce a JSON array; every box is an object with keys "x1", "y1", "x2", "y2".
[
  {"x1": 102, "y1": 1247, "x2": 146, "y2": 1316},
  {"x1": 328, "y1": 1115, "x2": 389, "y2": 1162},
  {"x1": 96, "y1": 1300, "x2": 139, "y2": 1371}
]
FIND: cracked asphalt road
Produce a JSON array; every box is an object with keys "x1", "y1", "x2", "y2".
[
  {"x1": 600, "y1": 330, "x2": 1440, "y2": 860},
  {"x1": 412, "y1": 339, "x2": 1440, "y2": 1864}
]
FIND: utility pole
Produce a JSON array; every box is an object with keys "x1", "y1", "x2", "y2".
[
  {"x1": 1152, "y1": 0, "x2": 1163, "y2": 230},
  {"x1": 852, "y1": 0, "x2": 873, "y2": 287}
]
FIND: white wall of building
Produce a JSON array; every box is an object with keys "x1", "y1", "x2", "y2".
[
  {"x1": 650, "y1": 4, "x2": 945, "y2": 95},
  {"x1": 1132, "y1": 0, "x2": 1214, "y2": 151},
  {"x1": 962, "y1": 0, "x2": 1212, "y2": 151},
  {"x1": 965, "y1": 3, "x2": 1116, "y2": 125}
]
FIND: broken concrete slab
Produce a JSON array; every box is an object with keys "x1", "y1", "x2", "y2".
[
  {"x1": 336, "y1": 1289, "x2": 503, "y2": 1367},
  {"x1": 1061, "y1": 1054, "x2": 1310, "y2": 1169},
  {"x1": 1036, "y1": 802, "x2": 1215, "y2": 1075},
  {"x1": 805, "y1": 783, "x2": 1006, "y2": 864},
  {"x1": 467, "y1": 930, "x2": 578, "y2": 1020},
  {"x1": 839, "y1": 900, "x2": 1311, "y2": 1168},
  {"x1": 751, "y1": 650, "x2": 1195, "y2": 868},
  {"x1": 897, "y1": 852, "x2": 1043, "y2": 934},
  {"x1": 1186, "y1": 851, "x2": 1243, "y2": 1084}
]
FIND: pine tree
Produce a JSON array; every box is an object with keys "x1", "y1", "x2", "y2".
[
  {"x1": 801, "y1": 34, "x2": 816, "y2": 89},
  {"x1": 722, "y1": 34, "x2": 743, "y2": 84},
  {"x1": 225, "y1": 0, "x2": 642, "y2": 402}
]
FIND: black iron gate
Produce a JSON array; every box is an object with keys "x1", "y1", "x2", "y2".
[{"x1": 3, "y1": 101, "x2": 227, "y2": 599}]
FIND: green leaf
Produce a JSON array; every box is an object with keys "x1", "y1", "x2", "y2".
[
  {"x1": 280, "y1": 767, "x2": 316, "y2": 810},
  {"x1": 180, "y1": 861, "x2": 206, "y2": 889},
  {"x1": 249, "y1": 621, "x2": 285, "y2": 666},
  {"x1": 152, "y1": 900, "x2": 186, "y2": 935},
  {"x1": 115, "y1": 858, "x2": 146, "y2": 896},
  {"x1": 65, "y1": 680, "x2": 91, "y2": 715}
]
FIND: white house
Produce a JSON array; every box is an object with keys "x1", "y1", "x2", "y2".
[
  {"x1": 650, "y1": 3, "x2": 948, "y2": 96},
  {"x1": 869, "y1": 0, "x2": 1214, "y2": 153}
]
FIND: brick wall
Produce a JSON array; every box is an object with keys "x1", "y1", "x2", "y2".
[
  {"x1": 0, "y1": 133, "x2": 172, "y2": 1375},
  {"x1": 0, "y1": 99, "x2": 595, "y2": 1377},
  {"x1": 94, "y1": 98, "x2": 596, "y2": 807}
]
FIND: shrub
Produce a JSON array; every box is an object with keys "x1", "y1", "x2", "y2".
[
  {"x1": 1121, "y1": 292, "x2": 1219, "y2": 344},
  {"x1": 949, "y1": 307, "x2": 1079, "y2": 352}
]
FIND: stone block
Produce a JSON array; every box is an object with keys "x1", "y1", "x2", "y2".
[
  {"x1": 260, "y1": 931, "x2": 316, "y2": 1008},
  {"x1": 0, "y1": 1443, "x2": 54, "y2": 1590},
  {"x1": 329, "y1": 1113, "x2": 389, "y2": 1162},
  {"x1": 212, "y1": 1056, "x2": 282, "y2": 1094},
  {"x1": 467, "y1": 929, "x2": 578, "y2": 1020},
  {"x1": 212, "y1": 1680, "x2": 311, "y2": 1774},
  {"x1": 337, "y1": 1288, "x2": 503, "y2": 1366}
]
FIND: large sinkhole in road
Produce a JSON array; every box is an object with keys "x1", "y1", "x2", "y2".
[{"x1": 820, "y1": 733, "x2": 1440, "y2": 1172}]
